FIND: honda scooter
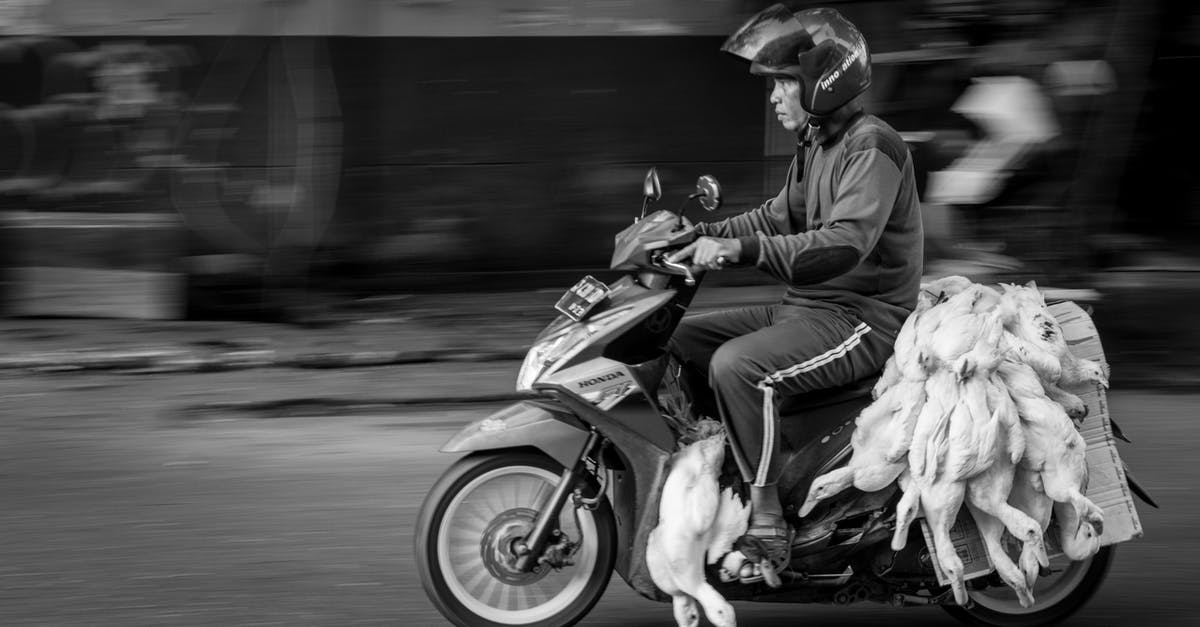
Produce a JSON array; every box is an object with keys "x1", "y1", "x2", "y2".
[{"x1": 414, "y1": 168, "x2": 1153, "y2": 627}]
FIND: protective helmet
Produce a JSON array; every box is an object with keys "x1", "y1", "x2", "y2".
[{"x1": 721, "y1": 4, "x2": 871, "y2": 117}]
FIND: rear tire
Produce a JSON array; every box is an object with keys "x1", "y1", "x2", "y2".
[
  {"x1": 943, "y1": 545, "x2": 1115, "y2": 627},
  {"x1": 415, "y1": 451, "x2": 617, "y2": 627}
]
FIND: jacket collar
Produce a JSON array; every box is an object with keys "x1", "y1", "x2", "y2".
[{"x1": 807, "y1": 105, "x2": 866, "y2": 148}]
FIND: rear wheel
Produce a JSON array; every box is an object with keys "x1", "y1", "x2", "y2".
[
  {"x1": 415, "y1": 451, "x2": 617, "y2": 627},
  {"x1": 943, "y1": 546, "x2": 1115, "y2": 627}
]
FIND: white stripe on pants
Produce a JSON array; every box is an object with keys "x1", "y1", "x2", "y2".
[{"x1": 752, "y1": 323, "x2": 872, "y2": 486}]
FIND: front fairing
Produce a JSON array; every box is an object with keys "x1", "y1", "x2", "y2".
[
  {"x1": 519, "y1": 206, "x2": 701, "y2": 395},
  {"x1": 516, "y1": 275, "x2": 678, "y2": 392}
]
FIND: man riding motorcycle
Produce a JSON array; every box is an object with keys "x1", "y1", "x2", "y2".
[{"x1": 667, "y1": 4, "x2": 924, "y2": 586}]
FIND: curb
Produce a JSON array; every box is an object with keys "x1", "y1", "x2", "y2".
[
  {"x1": 280, "y1": 348, "x2": 528, "y2": 368},
  {"x1": 0, "y1": 346, "x2": 530, "y2": 374},
  {"x1": 178, "y1": 392, "x2": 534, "y2": 417},
  {"x1": 5, "y1": 346, "x2": 1200, "y2": 393}
]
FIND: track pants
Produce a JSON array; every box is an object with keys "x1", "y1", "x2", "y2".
[{"x1": 668, "y1": 304, "x2": 895, "y2": 487}]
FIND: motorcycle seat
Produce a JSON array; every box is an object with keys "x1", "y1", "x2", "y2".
[{"x1": 777, "y1": 372, "x2": 880, "y2": 414}]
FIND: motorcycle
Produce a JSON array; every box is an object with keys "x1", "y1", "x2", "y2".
[{"x1": 414, "y1": 169, "x2": 1155, "y2": 627}]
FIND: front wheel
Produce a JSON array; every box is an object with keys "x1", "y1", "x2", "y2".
[
  {"x1": 415, "y1": 451, "x2": 617, "y2": 627},
  {"x1": 943, "y1": 545, "x2": 1116, "y2": 627}
]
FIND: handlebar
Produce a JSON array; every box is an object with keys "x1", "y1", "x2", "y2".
[{"x1": 657, "y1": 256, "x2": 697, "y2": 286}]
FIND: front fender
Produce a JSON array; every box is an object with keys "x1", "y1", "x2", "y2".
[{"x1": 440, "y1": 399, "x2": 590, "y2": 469}]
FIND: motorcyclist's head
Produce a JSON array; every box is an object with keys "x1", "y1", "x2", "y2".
[{"x1": 722, "y1": 4, "x2": 871, "y2": 122}]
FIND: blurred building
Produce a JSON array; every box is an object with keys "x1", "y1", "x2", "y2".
[{"x1": 0, "y1": 0, "x2": 1193, "y2": 321}]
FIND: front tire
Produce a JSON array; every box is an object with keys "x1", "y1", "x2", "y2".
[
  {"x1": 415, "y1": 451, "x2": 617, "y2": 627},
  {"x1": 943, "y1": 545, "x2": 1116, "y2": 627}
]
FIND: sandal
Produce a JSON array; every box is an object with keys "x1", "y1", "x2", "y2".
[{"x1": 730, "y1": 521, "x2": 793, "y2": 588}]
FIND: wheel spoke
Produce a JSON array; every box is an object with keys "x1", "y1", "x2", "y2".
[
  {"x1": 529, "y1": 581, "x2": 550, "y2": 606},
  {"x1": 499, "y1": 476, "x2": 526, "y2": 511},
  {"x1": 455, "y1": 503, "x2": 494, "y2": 532},
  {"x1": 530, "y1": 483, "x2": 550, "y2": 509},
  {"x1": 513, "y1": 584, "x2": 531, "y2": 609},
  {"x1": 446, "y1": 537, "x2": 484, "y2": 568},
  {"x1": 447, "y1": 527, "x2": 483, "y2": 548},
  {"x1": 513, "y1": 475, "x2": 532, "y2": 508},
  {"x1": 448, "y1": 516, "x2": 487, "y2": 539},
  {"x1": 464, "y1": 493, "x2": 501, "y2": 520},
  {"x1": 461, "y1": 568, "x2": 491, "y2": 599},
  {"x1": 480, "y1": 578, "x2": 501, "y2": 607},
  {"x1": 506, "y1": 474, "x2": 543, "y2": 511},
  {"x1": 499, "y1": 581, "x2": 514, "y2": 610},
  {"x1": 530, "y1": 578, "x2": 557, "y2": 605},
  {"x1": 448, "y1": 543, "x2": 479, "y2": 566},
  {"x1": 484, "y1": 486, "x2": 509, "y2": 517},
  {"x1": 529, "y1": 477, "x2": 554, "y2": 508}
]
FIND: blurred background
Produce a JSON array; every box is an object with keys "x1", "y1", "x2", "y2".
[
  {"x1": 3, "y1": 1, "x2": 1200, "y2": 626},
  {"x1": 0, "y1": 0, "x2": 1196, "y2": 371}
]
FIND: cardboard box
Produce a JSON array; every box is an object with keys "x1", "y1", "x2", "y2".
[
  {"x1": 1047, "y1": 300, "x2": 1143, "y2": 546},
  {"x1": 921, "y1": 511, "x2": 995, "y2": 586},
  {"x1": 921, "y1": 300, "x2": 1143, "y2": 579}
]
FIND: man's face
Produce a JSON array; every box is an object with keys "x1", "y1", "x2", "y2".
[{"x1": 769, "y1": 78, "x2": 808, "y2": 132}]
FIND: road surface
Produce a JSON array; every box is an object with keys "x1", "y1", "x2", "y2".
[{"x1": 1, "y1": 367, "x2": 1197, "y2": 626}]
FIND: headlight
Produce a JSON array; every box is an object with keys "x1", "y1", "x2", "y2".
[
  {"x1": 515, "y1": 311, "x2": 630, "y2": 392},
  {"x1": 516, "y1": 324, "x2": 594, "y2": 391}
]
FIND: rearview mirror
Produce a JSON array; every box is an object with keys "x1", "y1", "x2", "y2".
[
  {"x1": 643, "y1": 167, "x2": 662, "y2": 202},
  {"x1": 640, "y1": 167, "x2": 662, "y2": 218},
  {"x1": 695, "y1": 175, "x2": 721, "y2": 212}
]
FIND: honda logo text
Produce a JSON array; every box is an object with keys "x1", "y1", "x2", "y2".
[{"x1": 577, "y1": 371, "x2": 627, "y2": 388}]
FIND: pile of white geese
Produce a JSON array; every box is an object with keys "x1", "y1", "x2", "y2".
[{"x1": 798, "y1": 275, "x2": 1111, "y2": 607}]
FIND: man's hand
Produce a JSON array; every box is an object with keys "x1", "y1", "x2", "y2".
[{"x1": 668, "y1": 236, "x2": 742, "y2": 271}]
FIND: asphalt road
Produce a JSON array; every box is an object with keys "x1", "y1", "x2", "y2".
[{"x1": 2, "y1": 370, "x2": 1198, "y2": 626}]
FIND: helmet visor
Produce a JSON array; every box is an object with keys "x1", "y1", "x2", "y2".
[{"x1": 720, "y1": 3, "x2": 814, "y2": 77}]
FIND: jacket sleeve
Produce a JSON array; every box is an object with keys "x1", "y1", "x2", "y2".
[
  {"x1": 747, "y1": 147, "x2": 902, "y2": 285},
  {"x1": 694, "y1": 158, "x2": 800, "y2": 243}
]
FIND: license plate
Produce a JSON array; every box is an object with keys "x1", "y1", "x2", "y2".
[{"x1": 555, "y1": 275, "x2": 610, "y2": 321}]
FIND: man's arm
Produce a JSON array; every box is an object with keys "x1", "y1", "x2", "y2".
[
  {"x1": 694, "y1": 158, "x2": 799, "y2": 241},
  {"x1": 744, "y1": 146, "x2": 902, "y2": 285},
  {"x1": 696, "y1": 185, "x2": 787, "y2": 239}
]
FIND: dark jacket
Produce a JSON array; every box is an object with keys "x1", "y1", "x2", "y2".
[{"x1": 697, "y1": 112, "x2": 923, "y2": 338}]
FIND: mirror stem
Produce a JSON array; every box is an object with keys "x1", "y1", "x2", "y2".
[
  {"x1": 676, "y1": 194, "x2": 701, "y2": 227},
  {"x1": 678, "y1": 193, "x2": 702, "y2": 214}
]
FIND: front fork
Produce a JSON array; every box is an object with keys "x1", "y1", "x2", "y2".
[{"x1": 513, "y1": 429, "x2": 605, "y2": 572}]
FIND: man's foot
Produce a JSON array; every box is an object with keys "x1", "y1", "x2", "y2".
[{"x1": 730, "y1": 519, "x2": 792, "y2": 588}]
